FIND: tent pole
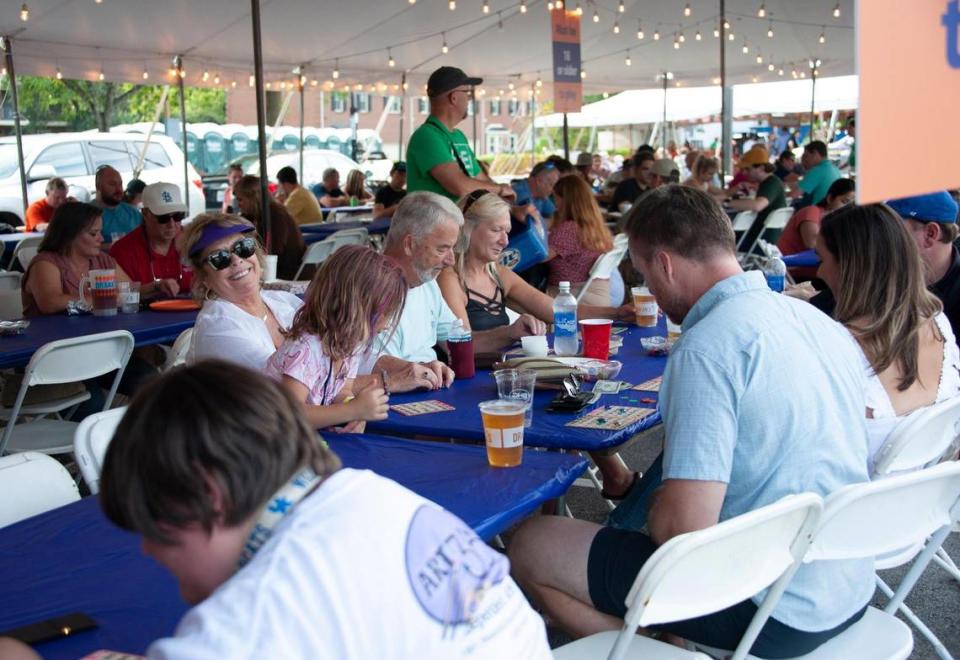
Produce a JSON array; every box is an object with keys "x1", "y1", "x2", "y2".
[
  {"x1": 1, "y1": 37, "x2": 27, "y2": 222},
  {"x1": 250, "y1": 0, "x2": 271, "y2": 252},
  {"x1": 530, "y1": 83, "x2": 536, "y2": 167},
  {"x1": 133, "y1": 86, "x2": 171, "y2": 180},
  {"x1": 562, "y1": 113, "x2": 569, "y2": 161},
  {"x1": 809, "y1": 64, "x2": 817, "y2": 142},
  {"x1": 398, "y1": 72, "x2": 407, "y2": 161},
  {"x1": 719, "y1": 0, "x2": 731, "y2": 181},
  {"x1": 471, "y1": 85, "x2": 478, "y2": 158},
  {"x1": 175, "y1": 55, "x2": 190, "y2": 215},
  {"x1": 298, "y1": 65, "x2": 305, "y2": 183}
]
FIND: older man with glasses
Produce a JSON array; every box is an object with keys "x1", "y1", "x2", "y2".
[
  {"x1": 406, "y1": 66, "x2": 516, "y2": 203},
  {"x1": 109, "y1": 182, "x2": 192, "y2": 299}
]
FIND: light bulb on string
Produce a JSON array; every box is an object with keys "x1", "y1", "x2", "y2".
[
  {"x1": 214, "y1": 73, "x2": 221, "y2": 84},
  {"x1": 752, "y1": 75, "x2": 758, "y2": 83},
  {"x1": 520, "y1": 0, "x2": 527, "y2": 11},
  {"x1": 742, "y1": 41, "x2": 749, "y2": 54},
  {"x1": 653, "y1": 28, "x2": 660, "y2": 40},
  {"x1": 547, "y1": 0, "x2": 554, "y2": 9},
  {"x1": 617, "y1": 0, "x2": 624, "y2": 12},
  {"x1": 832, "y1": 2, "x2": 840, "y2": 18},
  {"x1": 625, "y1": 51, "x2": 632, "y2": 66},
  {"x1": 95, "y1": 0, "x2": 102, "y2": 3},
  {"x1": 248, "y1": 75, "x2": 255, "y2": 86},
  {"x1": 800, "y1": 71, "x2": 806, "y2": 78},
  {"x1": 713, "y1": 24, "x2": 720, "y2": 38},
  {"x1": 580, "y1": 69, "x2": 586, "y2": 78},
  {"x1": 98, "y1": 66, "x2": 105, "y2": 81},
  {"x1": 678, "y1": 31, "x2": 685, "y2": 42},
  {"x1": 613, "y1": 21, "x2": 620, "y2": 34},
  {"x1": 603, "y1": 91, "x2": 609, "y2": 98},
  {"x1": 508, "y1": 81, "x2": 515, "y2": 90},
  {"x1": 232, "y1": 80, "x2": 238, "y2": 88},
  {"x1": 728, "y1": 30, "x2": 735, "y2": 40},
  {"x1": 574, "y1": 2, "x2": 582, "y2": 15},
  {"x1": 818, "y1": 30, "x2": 826, "y2": 44},
  {"x1": 673, "y1": 35, "x2": 680, "y2": 49},
  {"x1": 56, "y1": 66, "x2": 62, "y2": 80},
  {"x1": 202, "y1": 69, "x2": 210, "y2": 81},
  {"x1": 20, "y1": 4, "x2": 29, "y2": 21},
  {"x1": 387, "y1": 49, "x2": 395, "y2": 67},
  {"x1": 266, "y1": 82, "x2": 272, "y2": 89},
  {"x1": 449, "y1": 0, "x2": 456, "y2": 9},
  {"x1": 757, "y1": 3, "x2": 765, "y2": 18},
  {"x1": 777, "y1": 67, "x2": 784, "y2": 76},
  {"x1": 636, "y1": 22, "x2": 644, "y2": 39},
  {"x1": 767, "y1": 23, "x2": 774, "y2": 38},
  {"x1": 695, "y1": 30, "x2": 701, "y2": 40},
  {"x1": 767, "y1": 62, "x2": 775, "y2": 71},
  {"x1": 332, "y1": 60, "x2": 340, "y2": 79},
  {"x1": 723, "y1": 19, "x2": 730, "y2": 29},
  {"x1": 482, "y1": 0, "x2": 489, "y2": 13},
  {"x1": 142, "y1": 65, "x2": 149, "y2": 80},
  {"x1": 756, "y1": 53, "x2": 763, "y2": 64},
  {"x1": 683, "y1": 3, "x2": 691, "y2": 17},
  {"x1": 555, "y1": 0, "x2": 563, "y2": 9},
  {"x1": 536, "y1": 74, "x2": 543, "y2": 87},
  {"x1": 592, "y1": 10, "x2": 599, "y2": 22},
  {"x1": 441, "y1": 34, "x2": 449, "y2": 53}
]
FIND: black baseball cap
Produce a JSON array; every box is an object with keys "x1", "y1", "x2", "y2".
[
  {"x1": 391, "y1": 161, "x2": 407, "y2": 173},
  {"x1": 427, "y1": 66, "x2": 483, "y2": 97}
]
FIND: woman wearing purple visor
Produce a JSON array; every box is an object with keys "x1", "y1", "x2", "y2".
[{"x1": 181, "y1": 213, "x2": 303, "y2": 369}]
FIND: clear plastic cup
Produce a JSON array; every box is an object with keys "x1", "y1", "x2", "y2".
[
  {"x1": 478, "y1": 399, "x2": 526, "y2": 467},
  {"x1": 494, "y1": 368, "x2": 537, "y2": 428}
]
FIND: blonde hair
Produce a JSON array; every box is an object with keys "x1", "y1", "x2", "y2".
[
  {"x1": 178, "y1": 212, "x2": 264, "y2": 302},
  {"x1": 344, "y1": 170, "x2": 367, "y2": 198},
  {"x1": 455, "y1": 191, "x2": 511, "y2": 291},
  {"x1": 692, "y1": 155, "x2": 719, "y2": 180},
  {"x1": 552, "y1": 175, "x2": 614, "y2": 253}
]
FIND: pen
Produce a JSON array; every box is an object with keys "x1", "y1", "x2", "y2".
[{"x1": 381, "y1": 369, "x2": 390, "y2": 395}]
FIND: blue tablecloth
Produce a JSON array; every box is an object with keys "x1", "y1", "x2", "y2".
[
  {"x1": 0, "y1": 433, "x2": 586, "y2": 659},
  {"x1": 782, "y1": 249, "x2": 820, "y2": 268},
  {"x1": 301, "y1": 217, "x2": 391, "y2": 243},
  {"x1": 368, "y1": 322, "x2": 667, "y2": 451},
  {"x1": 0, "y1": 309, "x2": 198, "y2": 369}
]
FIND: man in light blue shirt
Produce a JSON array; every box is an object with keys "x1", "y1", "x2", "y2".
[
  {"x1": 509, "y1": 185, "x2": 873, "y2": 656},
  {"x1": 95, "y1": 165, "x2": 142, "y2": 240}
]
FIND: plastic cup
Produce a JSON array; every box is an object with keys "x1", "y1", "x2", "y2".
[
  {"x1": 579, "y1": 319, "x2": 613, "y2": 360},
  {"x1": 520, "y1": 335, "x2": 548, "y2": 357},
  {"x1": 80, "y1": 268, "x2": 118, "y2": 316},
  {"x1": 631, "y1": 286, "x2": 658, "y2": 327},
  {"x1": 494, "y1": 368, "x2": 537, "y2": 428},
  {"x1": 118, "y1": 281, "x2": 140, "y2": 314},
  {"x1": 263, "y1": 255, "x2": 278, "y2": 282},
  {"x1": 478, "y1": 399, "x2": 526, "y2": 467},
  {"x1": 667, "y1": 318, "x2": 682, "y2": 342}
]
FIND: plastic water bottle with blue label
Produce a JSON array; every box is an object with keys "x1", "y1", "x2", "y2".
[
  {"x1": 764, "y1": 257, "x2": 787, "y2": 293},
  {"x1": 553, "y1": 281, "x2": 579, "y2": 356}
]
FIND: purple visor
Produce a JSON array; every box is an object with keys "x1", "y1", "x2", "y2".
[{"x1": 188, "y1": 223, "x2": 255, "y2": 257}]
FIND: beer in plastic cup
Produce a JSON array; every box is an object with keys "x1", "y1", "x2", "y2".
[
  {"x1": 478, "y1": 399, "x2": 526, "y2": 467},
  {"x1": 579, "y1": 319, "x2": 613, "y2": 360},
  {"x1": 631, "y1": 286, "x2": 658, "y2": 327},
  {"x1": 667, "y1": 318, "x2": 682, "y2": 342}
]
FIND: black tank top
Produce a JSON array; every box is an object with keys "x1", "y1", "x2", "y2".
[{"x1": 465, "y1": 280, "x2": 509, "y2": 331}]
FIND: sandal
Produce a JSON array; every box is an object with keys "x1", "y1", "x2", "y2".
[{"x1": 600, "y1": 471, "x2": 641, "y2": 501}]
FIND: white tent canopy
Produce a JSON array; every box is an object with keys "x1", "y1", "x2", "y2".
[
  {"x1": 1, "y1": 0, "x2": 854, "y2": 95},
  {"x1": 536, "y1": 74, "x2": 857, "y2": 127}
]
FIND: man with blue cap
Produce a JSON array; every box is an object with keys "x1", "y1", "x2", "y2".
[{"x1": 888, "y1": 191, "x2": 960, "y2": 339}]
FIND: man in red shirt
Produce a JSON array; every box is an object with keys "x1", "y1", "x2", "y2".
[
  {"x1": 24, "y1": 177, "x2": 68, "y2": 231},
  {"x1": 110, "y1": 182, "x2": 193, "y2": 298}
]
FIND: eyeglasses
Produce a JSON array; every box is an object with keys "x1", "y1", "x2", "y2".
[
  {"x1": 462, "y1": 189, "x2": 491, "y2": 215},
  {"x1": 156, "y1": 212, "x2": 186, "y2": 224},
  {"x1": 203, "y1": 237, "x2": 257, "y2": 271},
  {"x1": 450, "y1": 87, "x2": 474, "y2": 99}
]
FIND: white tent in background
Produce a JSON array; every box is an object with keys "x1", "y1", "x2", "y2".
[{"x1": 537, "y1": 75, "x2": 858, "y2": 128}]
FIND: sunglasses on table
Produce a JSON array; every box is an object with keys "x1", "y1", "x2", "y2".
[
  {"x1": 203, "y1": 236, "x2": 258, "y2": 270},
  {"x1": 156, "y1": 212, "x2": 186, "y2": 224}
]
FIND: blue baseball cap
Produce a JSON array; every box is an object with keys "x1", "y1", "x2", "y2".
[{"x1": 887, "y1": 191, "x2": 959, "y2": 224}]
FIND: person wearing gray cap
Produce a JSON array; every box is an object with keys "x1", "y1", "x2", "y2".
[{"x1": 406, "y1": 66, "x2": 516, "y2": 203}]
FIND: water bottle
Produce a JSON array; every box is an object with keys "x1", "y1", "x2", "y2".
[
  {"x1": 446, "y1": 319, "x2": 475, "y2": 378},
  {"x1": 763, "y1": 257, "x2": 787, "y2": 293},
  {"x1": 553, "y1": 282, "x2": 579, "y2": 356}
]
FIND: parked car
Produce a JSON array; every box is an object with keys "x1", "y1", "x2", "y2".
[
  {"x1": 0, "y1": 132, "x2": 206, "y2": 227},
  {"x1": 361, "y1": 150, "x2": 395, "y2": 186}
]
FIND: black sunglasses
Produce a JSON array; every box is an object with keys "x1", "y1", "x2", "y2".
[
  {"x1": 204, "y1": 237, "x2": 257, "y2": 271},
  {"x1": 156, "y1": 212, "x2": 186, "y2": 224}
]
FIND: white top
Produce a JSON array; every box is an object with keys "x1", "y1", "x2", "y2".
[
  {"x1": 147, "y1": 469, "x2": 551, "y2": 660},
  {"x1": 187, "y1": 290, "x2": 303, "y2": 370},
  {"x1": 359, "y1": 279, "x2": 457, "y2": 373},
  {"x1": 860, "y1": 312, "x2": 960, "y2": 473}
]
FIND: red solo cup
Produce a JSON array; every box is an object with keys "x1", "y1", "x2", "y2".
[{"x1": 579, "y1": 319, "x2": 613, "y2": 359}]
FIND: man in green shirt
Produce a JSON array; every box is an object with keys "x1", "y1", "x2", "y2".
[
  {"x1": 406, "y1": 66, "x2": 516, "y2": 203},
  {"x1": 726, "y1": 148, "x2": 787, "y2": 251}
]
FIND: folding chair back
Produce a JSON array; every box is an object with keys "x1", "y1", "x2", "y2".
[
  {"x1": 732, "y1": 211, "x2": 758, "y2": 249},
  {"x1": 0, "y1": 452, "x2": 80, "y2": 528},
  {"x1": 330, "y1": 228, "x2": 369, "y2": 251},
  {"x1": 576, "y1": 244, "x2": 628, "y2": 304},
  {"x1": 763, "y1": 207, "x2": 794, "y2": 232},
  {"x1": 294, "y1": 239, "x2": 338, "y2": 280},
  {"x1": 610, "y1": 493, "x2": 822, "y2": 660},
  {"x1": 872, "y1": 396, "x2": 960, "y2": 478},
  {"x1": 0, "y1": 272, "x2": 22, "y2": 321},
  {"x1": 11, "y1": 236, "x2": 42, "y2": 271},
  {"x1": 806, "y1": 461, "x2": 960, "y2": 563},
  {"x1": 74, "y1": 407, "x2": 126, "y2": 494},
  {"x1": 164, "y1": 328, "x2": 193, "y2": 371},
  {"x1": 0, "y1": 271, "x2": 21, "y2": 291}
]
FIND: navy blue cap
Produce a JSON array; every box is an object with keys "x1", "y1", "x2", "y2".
[{"x1": 887, "y1": 191, "x2": 959, "y2": 224}]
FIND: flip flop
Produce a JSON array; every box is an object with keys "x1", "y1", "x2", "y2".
[{"x1": 600, "y1": 471, "x2": 641, "y2": 501}]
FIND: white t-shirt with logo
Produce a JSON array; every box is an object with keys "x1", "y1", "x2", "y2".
[{"x1": 147, "y1": 469, "x2": 550, "y2": 659}]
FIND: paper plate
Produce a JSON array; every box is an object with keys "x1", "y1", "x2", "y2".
[{"x1": 148, "y1": 299, "x2": 201, "y2": 312}]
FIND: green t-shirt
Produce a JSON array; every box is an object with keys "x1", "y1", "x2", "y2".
[
  {"x1": 847, "y1": 141, "x2": 856, "y2": 170},
  {"x1": 798, "y1": 159, "x2": 841, "y2": 205},
  {"x1": 406, "y1": 115, "x2": 480, "y2": 200},
  {"x1": 756, "y1": 174, "x2": 787, "y2": 229}
]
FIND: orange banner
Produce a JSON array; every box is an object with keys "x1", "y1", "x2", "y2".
[
  {"x1": 858, "y1": 0, "x2": 960, "y2": 202},
  {"x1": 551, "y1": 9, "x2": 582, "y2": 113}
]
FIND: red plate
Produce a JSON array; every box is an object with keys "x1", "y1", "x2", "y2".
[{"x1": 149, "y1": 299, "x2": 201, "y2": 312}]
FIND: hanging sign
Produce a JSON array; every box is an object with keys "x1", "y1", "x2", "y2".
[{"x1": 551, "y1": 8, "x2": 582, "y2": 113}]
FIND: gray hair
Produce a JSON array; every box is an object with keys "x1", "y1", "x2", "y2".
[
  {"x1": 386, "y1": 191, "x2": 464, "y2": 248},
  {"x1": 46, "y1": 177, "x2": 68, "y2": 193},
  {"x1": 322, "y1": 167, "x2": 338, "y2": 180}
]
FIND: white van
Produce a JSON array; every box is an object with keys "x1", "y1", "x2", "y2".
[{"x1": 0, "y1": 132, "x2": 206, "y2": 226}]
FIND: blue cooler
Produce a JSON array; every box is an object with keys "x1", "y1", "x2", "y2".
[{"x1": 499, "y1": 215, "x2": 548, "y2": 272}]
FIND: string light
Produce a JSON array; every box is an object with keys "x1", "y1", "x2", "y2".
[
  {"x1": 636, "y1": 21, "x2": 644, "y2": 39},
  {"x1": 555, "y1": 0, "x2": 563, "y2": 8},
  {"x1": 752, "y1": 75, "x2": 759, "y2": 83},
  {"x1": 683, "y1": 3, "x2": 691, "y2": 17},
  {"x1": 767, "y1": 62, "x2": 775, "y2": 71},
  {"x1": 695, "y1": 30, "x2": 701, "y2": 40},
  {"x1": 757, "y1": 3, "x2": 765, "y2": 18},
  {"x1": 755, "y1": 53, "x2": 763, "y2": 64},
  {"x1": 547, "y1": 0, "x2": 554, "y2": 9},
  {"x1": 520, "y1": 0, "x2": 527, "y2": 12},
  {"x1": 215, "y1": 73, "x2": 221, "y2": 84},
  {"x1": 232, "y1": 80, "x2": 238, "y2": 88},
  {"x1": 580, "y1": 69, "x2": 586, "y2": 78},
  {"x1": 332, "y1": 60, "x2": 340, "y2": 79},
  {"x1": 592, "y1": 9, "x2": 599, "y2": 22},
  {"x1": 142, "y1": 64, "x2": 149, "y2": 80},
  {"x1": 536, "y1": 74, "x2": 543, "y2": 87},
  {"x1": 678, "y1": 31, "x2": 685, "y2": 42},
  {"x1": 482, "y1": 0, "x2": 489, "y2": 13},
  {"x1": 723, "y1": 19, "x2": 730, "y2": 29},
  {"x1": 95, "y1": 0, "x2": 102, "y2": 3},
  {"x1": 613, "y1": 21, "x2": 620, "y2": 34},
  {"x1": 248, "y1": 75, "x2": 255, "y2": 86},
  {"x1": 625, "y1": 51, "x2": 632, "y2": 66},
  {"x1": 819, "y1": 30, "x2": 826, "y2": 44},
  {"x1": 574, "y1": 2, "x2": 582, "y2": 15},
  {"x1": 388, "y1": 49, "x2": 395, "y2": 67},
  {"x1": 767, "y1": 23, "x2": 774, "y2": 38},
  {"x1": 202, "y1": 69, "x2": 210, "y2": 82},
  {"x1": 409, "y1": 0, "x2": 416, "y2": 4},
  {"x1": 673, "y1": 34, "x2": 680, "y2": 49},
  {"x1": 603, "y1": 91, "x2": 609, "y2": 98},
  {"x1": 833, "y1": 2, "x2": 841, "y2": 18},
  {"x1": 20, "y1": 4, "x2": 29, "y2": 21},
  {"x1": 617, "y1": 0, "x2": 624, "y2": 12},
  {"x1": 98, "y1": 66, "x2": 105, "y2": 81},
  {"x1": 442, "y1": 33, "x2": 449, "y2": 53},
  {"x1": 728, "y1": 30, "x2": 735, "y2": 40},
  {"x1": 449, "y1": 0, "x2": 456, "y2": 9},
  {"x1": 653, "y1": 28, "x2": 660, "y2": 40},
  {"x1": 742, "y1": 40, "x2": 749, "y2": 54},
  {"x1": 778, "y1": 67, "x2": 784, "y2": 76},
  {"x1": 56, "y1": 66, "x2": 62, "y2": 80},
  {"x1": 508, "y1": 81, "x2": 515, "y2": 90},
  {"x1": 713, "y1": 24, "x2": 720, "y2": 38}
]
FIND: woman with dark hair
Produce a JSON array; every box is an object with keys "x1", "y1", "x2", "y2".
[
  {"x1": 816, "y1": 203, "x2": 960, "y2": 472},
  {"x1": 232, "y1": 175, "x2": 305, "y2": 281},
  {"x1": 778, "y1": 178, "x2": 856, "y2": 279},
  {"x1": 22, "y1": 201, "x2": 131, "y2": 316}
]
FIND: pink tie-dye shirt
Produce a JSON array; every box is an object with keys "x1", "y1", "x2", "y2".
[{"x1": 265, "y1": 333, "x2": 360, "y2": 405}]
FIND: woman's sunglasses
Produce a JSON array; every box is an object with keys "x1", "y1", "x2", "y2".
[{"x1": 204, "y1": 237, "x2": 257, "y2": 270}]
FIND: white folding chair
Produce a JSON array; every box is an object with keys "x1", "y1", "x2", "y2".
[
  {"x1": 0, "y1": 271, "x2": 22, "y2": 321},
  {"x1": 163, "y1": 328, "x2": 194, "y2": 371},
  {"x1": 0, "y1": 330, "x2": 134, "y2": 456},
  {"x1": 0, "y1": 452, "x2": 80, "y2": 528},
  {"x1": 576, "y1": 244, "x2": 628, "y2": 305},
  {"x1": 73, "y1": 406, "x2": 126, "y2": 495},
  {"x1": 731, "y1": 211, "x2": 758, "y2": 250},
  {"x1": 741, "y1": 208, "x2": 793, "y2": 258},
  {"x1": 11, "y1": 235, "x2": 42, "y2": 271},
  {"x1": 293, "y1": 238, "x2": 338, "y2": 280},
  {"x1": 329, "y1": 227, "x2": 369, "y2": 252},
  {"x1": 784, "y1": 462, "x2": 960, "y2": 660},
  {"x1": 553, "y1": 493, "x2": 823, "y2": 660}
]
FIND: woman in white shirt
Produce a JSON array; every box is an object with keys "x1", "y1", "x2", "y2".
[
  {"x1": 815, "y1": 203, "x2": 960, "y2": 473},
  {"x1": 180, "y1": 213, "x2": 302, "y2": 369}
]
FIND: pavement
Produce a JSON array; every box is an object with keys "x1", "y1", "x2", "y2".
[{"x1": 530, "y1": 425, "x2": 960, "y2": 658}]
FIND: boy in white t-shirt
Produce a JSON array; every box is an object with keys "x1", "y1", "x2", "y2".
[{"x1": 98, "y1": 361, "x2": 551, "y2": 659}]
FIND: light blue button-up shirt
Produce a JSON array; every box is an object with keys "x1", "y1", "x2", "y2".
[{"x1": 660, "y1": 271, "x2": 873, "y2": 632}]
